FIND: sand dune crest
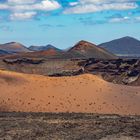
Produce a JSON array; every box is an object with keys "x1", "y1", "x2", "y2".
[{"x1": 0, "y1": 70, "x2": 140, "y2": 115}]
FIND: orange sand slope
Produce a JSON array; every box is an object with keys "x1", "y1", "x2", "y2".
[{"x1": 0, "y1": 70, "x2": 140, "y2": 115}]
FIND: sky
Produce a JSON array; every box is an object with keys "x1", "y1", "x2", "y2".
[{"x1": 0, "y1": 0, "x2": 140, "y2": 49}]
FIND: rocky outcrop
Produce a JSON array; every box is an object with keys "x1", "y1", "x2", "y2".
[
  {"x1": 3, "y1": 58, "x2": 43, "y2": 64},
  {"x1": 49, "y1": 68, "x2": 84, "y2": 77},
  {"x1": 83, "y1": 58, "x2": 140, "y2": 85},
  {"x1": 0, "y1": 57, "x2": 140, "y2": 85}
]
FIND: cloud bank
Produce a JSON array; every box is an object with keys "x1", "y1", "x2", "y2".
[
  {"x1": 0, "y1": 0, "x2": 61, "y2": 20},
  {"x1": 65, "y1": 0, "x2": 138, "y2": 14},
  {"x1": 0, "y1": 0, "x2": 139, "y2": 21}
]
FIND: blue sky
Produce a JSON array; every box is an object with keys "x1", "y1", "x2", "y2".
[{"x1": 0, "y1": 0, "x2": 140, "y2": 49}]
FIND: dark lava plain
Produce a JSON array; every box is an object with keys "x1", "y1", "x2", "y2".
[{"x1": 0, "y1": 112, "x2": 139, "y2": 140}]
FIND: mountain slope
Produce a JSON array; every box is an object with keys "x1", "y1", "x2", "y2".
[
  {"x1": 99, "y1": 36, "x2": 140, "y2": 56},
  {"x1": 0, "y1": 42, "x2": 30, "y2": 53},
  {"x1": 68, "y1": 40, "x2": 117, "y2": 59},
  {"x1": 0, "y1": 50, "x2": 9, "y2": 55}
]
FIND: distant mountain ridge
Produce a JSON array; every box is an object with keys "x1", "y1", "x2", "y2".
[
  {"x1": 99, "y1": 36, "x2": 140, "y2": 56},
  {"x1": 29, "y1": 44, "x2": 62, "y2": 52},
  {"x1": 0, "y1": 40, "x2": 117, "y2": 59},
  {"x1": 1, "y1": 37, "x2": 140, "y2": 58},
  {"x1": 0, "y1": 42, "x2": 30, "y2": 53}
]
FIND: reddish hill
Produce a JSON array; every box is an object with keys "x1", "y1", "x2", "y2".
[
  {"x1": 69, "y1": 40, "x2": 117, "y2": 59},
  {"x1": 25, "y1": 48, "x2": 58, "y2": 57},
  {"x1": 1, "y1": 48, "x2": 61, "y2": 59},
  {"x1": 0, "y1": 42, "x2": 30, "y2": 53}
]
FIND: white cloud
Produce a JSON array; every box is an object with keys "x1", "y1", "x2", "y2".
[
  {"x1": 0, "y1": 0, "x2": 61, "y2": 20},
  {"x1": 109, "y1": 16, "x2": 130, "y2": 23},
  {"x1": 69, "y1": 2, "x2": 78, "y2": 6},
  {"x1": 10, "y1": 11, "x2": 37, "y2": 20},
  {"x1": 133, "y1": 16, "x2": 140, "y2": 23},
  {"x1": 0, "y1": 0, "x2": 61, "y2": 11},
  {"x1": 31, "y1": 0, "x2": 61, "y2": 11},
  {"x1": 80, "y1": 0, "x2": 138, "y2": 4},
  {"x1": 0, "y1": 4, "x2": 9, "y2": 9},
  {"x1": 8, "y1": 0, "x2": 36, "y2": 4},
  {"x1": 7, "y1": 0, "x2": 61, "y2": 11},
  {"x1": 135, "y1": 16, "x2": 140, "y2": 21},
  {"x1": 64, "y1": 0, "x2": 138, "y2": 14},
  {"x1": 108, "y1": 15, "x2": 140, "y2": 23}
]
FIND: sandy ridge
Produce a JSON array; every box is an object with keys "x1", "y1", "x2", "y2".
[{"x1": 0, "y1": 70, "x2": 140, "y2": 115}]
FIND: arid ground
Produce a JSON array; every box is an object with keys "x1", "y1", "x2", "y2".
[
  {"x1": 0, "y1": 112, "x2": 139, "y2": 140},
  {"x1": 0, "y1": 69, "x2": 140, "y2": 140}
]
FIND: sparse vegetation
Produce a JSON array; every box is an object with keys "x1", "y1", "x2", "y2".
[{"x1": 0, "y1": 112, "x2": 139, "y2": 140}]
